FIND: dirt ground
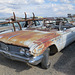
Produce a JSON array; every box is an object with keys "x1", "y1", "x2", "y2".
[{"x1": 0, "y1": 42, "x2": 75, "y2": 75}]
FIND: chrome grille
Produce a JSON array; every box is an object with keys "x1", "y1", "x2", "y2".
[
  {"x1": 0, "y1": 42, "x2": 29, "y2": 55},
  {"x1": 8, "y1": 45, "x2": 21, "y2": 54}
]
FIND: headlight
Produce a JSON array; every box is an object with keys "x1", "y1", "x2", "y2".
[
  {"x1": 0, "y1": 42, "x2": 8, "y2": 51},
  {"x1": 20, "y1": 48, "x2": 25, "y2": 55},
  {"x1": 25, "y1": 50, "x2": 31, "y2": 57},
  {"x1": 20, "y1": 48, "x2": 31, "y2": 57}
]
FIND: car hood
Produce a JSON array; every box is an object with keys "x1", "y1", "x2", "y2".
[{"x1": 0, "y1": 30, "x2": 59, "y2": 48}]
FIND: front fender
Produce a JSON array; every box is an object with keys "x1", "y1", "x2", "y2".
[{"x1": 32, "y1": 40, "x2": 57, "y2": 57}]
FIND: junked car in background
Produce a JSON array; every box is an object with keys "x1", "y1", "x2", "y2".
[
  {"x1": 0, "y1": 13, "x2": 75, "y2": 69},
  {"x1": 0, "y1": 12, "x2": 44, "y2": 34}
]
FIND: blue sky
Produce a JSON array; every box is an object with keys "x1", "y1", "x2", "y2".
[{"x1": 0, "y1": 0, "x2": 75, "y2": 18}]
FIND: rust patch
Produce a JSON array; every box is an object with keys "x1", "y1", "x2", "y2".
[
  {"x1": 0, "y1": 30, "x2": 59, "y2": 47},
  {"x1": 0, "y1": 30, "x2": 60, "y2": 57}
]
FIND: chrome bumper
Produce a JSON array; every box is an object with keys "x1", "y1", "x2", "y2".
[{"x1": 0, "y1": 49, "x2": 43, "y2": 65}]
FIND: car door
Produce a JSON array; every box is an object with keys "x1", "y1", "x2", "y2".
[
  {"x1": 70, "y1": 27, "x2": 75, "y2": 41},
  {"x1": 62, "y1": 27, "x2": 75, "y2": 49}
]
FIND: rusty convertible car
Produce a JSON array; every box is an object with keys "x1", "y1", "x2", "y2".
[{"x1": 0, "y1": 14, "x2": 75, "y2": 69}]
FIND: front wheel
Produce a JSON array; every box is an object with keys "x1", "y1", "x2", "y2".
[{"x1": 41, "y1": 48, "x2": 50, "y2": 69}]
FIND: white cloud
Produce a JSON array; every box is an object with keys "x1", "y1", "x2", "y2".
[
  {"x1": 53, "y1": 8, "x2": 58, "y2": 11},
  {"x1": 0, "y1": 0, "x2": 75, "y2": 17},
  {"x1": 28, "y1": 0, "x2": 45, "y2": 4},
  {"x1": 12, "y1": 0, "x2": 28, "y2": 4},
  {"x1": 60, "y1": 0, "x2": 75, "y2": 4},
  {"x1": 52, "y1": 3, "x2": 74, "y2": 11},
  {"x1": 50, "y1": 3, "x2": 75, "y2": 16},
  {"x1": 49, "y1": 0, "x2": 58, "y2": 2},
  {"x1": 49, "y1": 0, "x2": 75, "y2": 4},
  {"x1": 35, "y1": 0, "x2": 45, "y2": 4},
  {"x1": 0, "y1": 8, "x2": 13, "y2": 14},
  {"x1": 60, "y1": 0, "x2": 70, "y2": 3},
  {"x1": 0, "y1": 0, "x2": 13, "y2": 3}
]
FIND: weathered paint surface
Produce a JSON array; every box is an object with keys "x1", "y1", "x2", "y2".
[{"x1": 0, "y1": 30, "x2": 60, "y2": 56}]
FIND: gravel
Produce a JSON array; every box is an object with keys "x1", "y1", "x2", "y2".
[{"x1": 0, "y1": 42, "x2": 75, "y2": 75}]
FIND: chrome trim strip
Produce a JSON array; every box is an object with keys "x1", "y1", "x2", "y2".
[
  {"x1": 0, "y1": 49, "x2": 30, "y2": 60},
  {"x1": 0, "y1": 49, "x2": 43, "y2": 65},
  {"x1": 29, "y1": 55, "x2": 43, "y2": 65}
]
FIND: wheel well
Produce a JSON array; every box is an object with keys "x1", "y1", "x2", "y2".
[{"x1": 49, "y1": 45, "x2": 58, "y2": 55}]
